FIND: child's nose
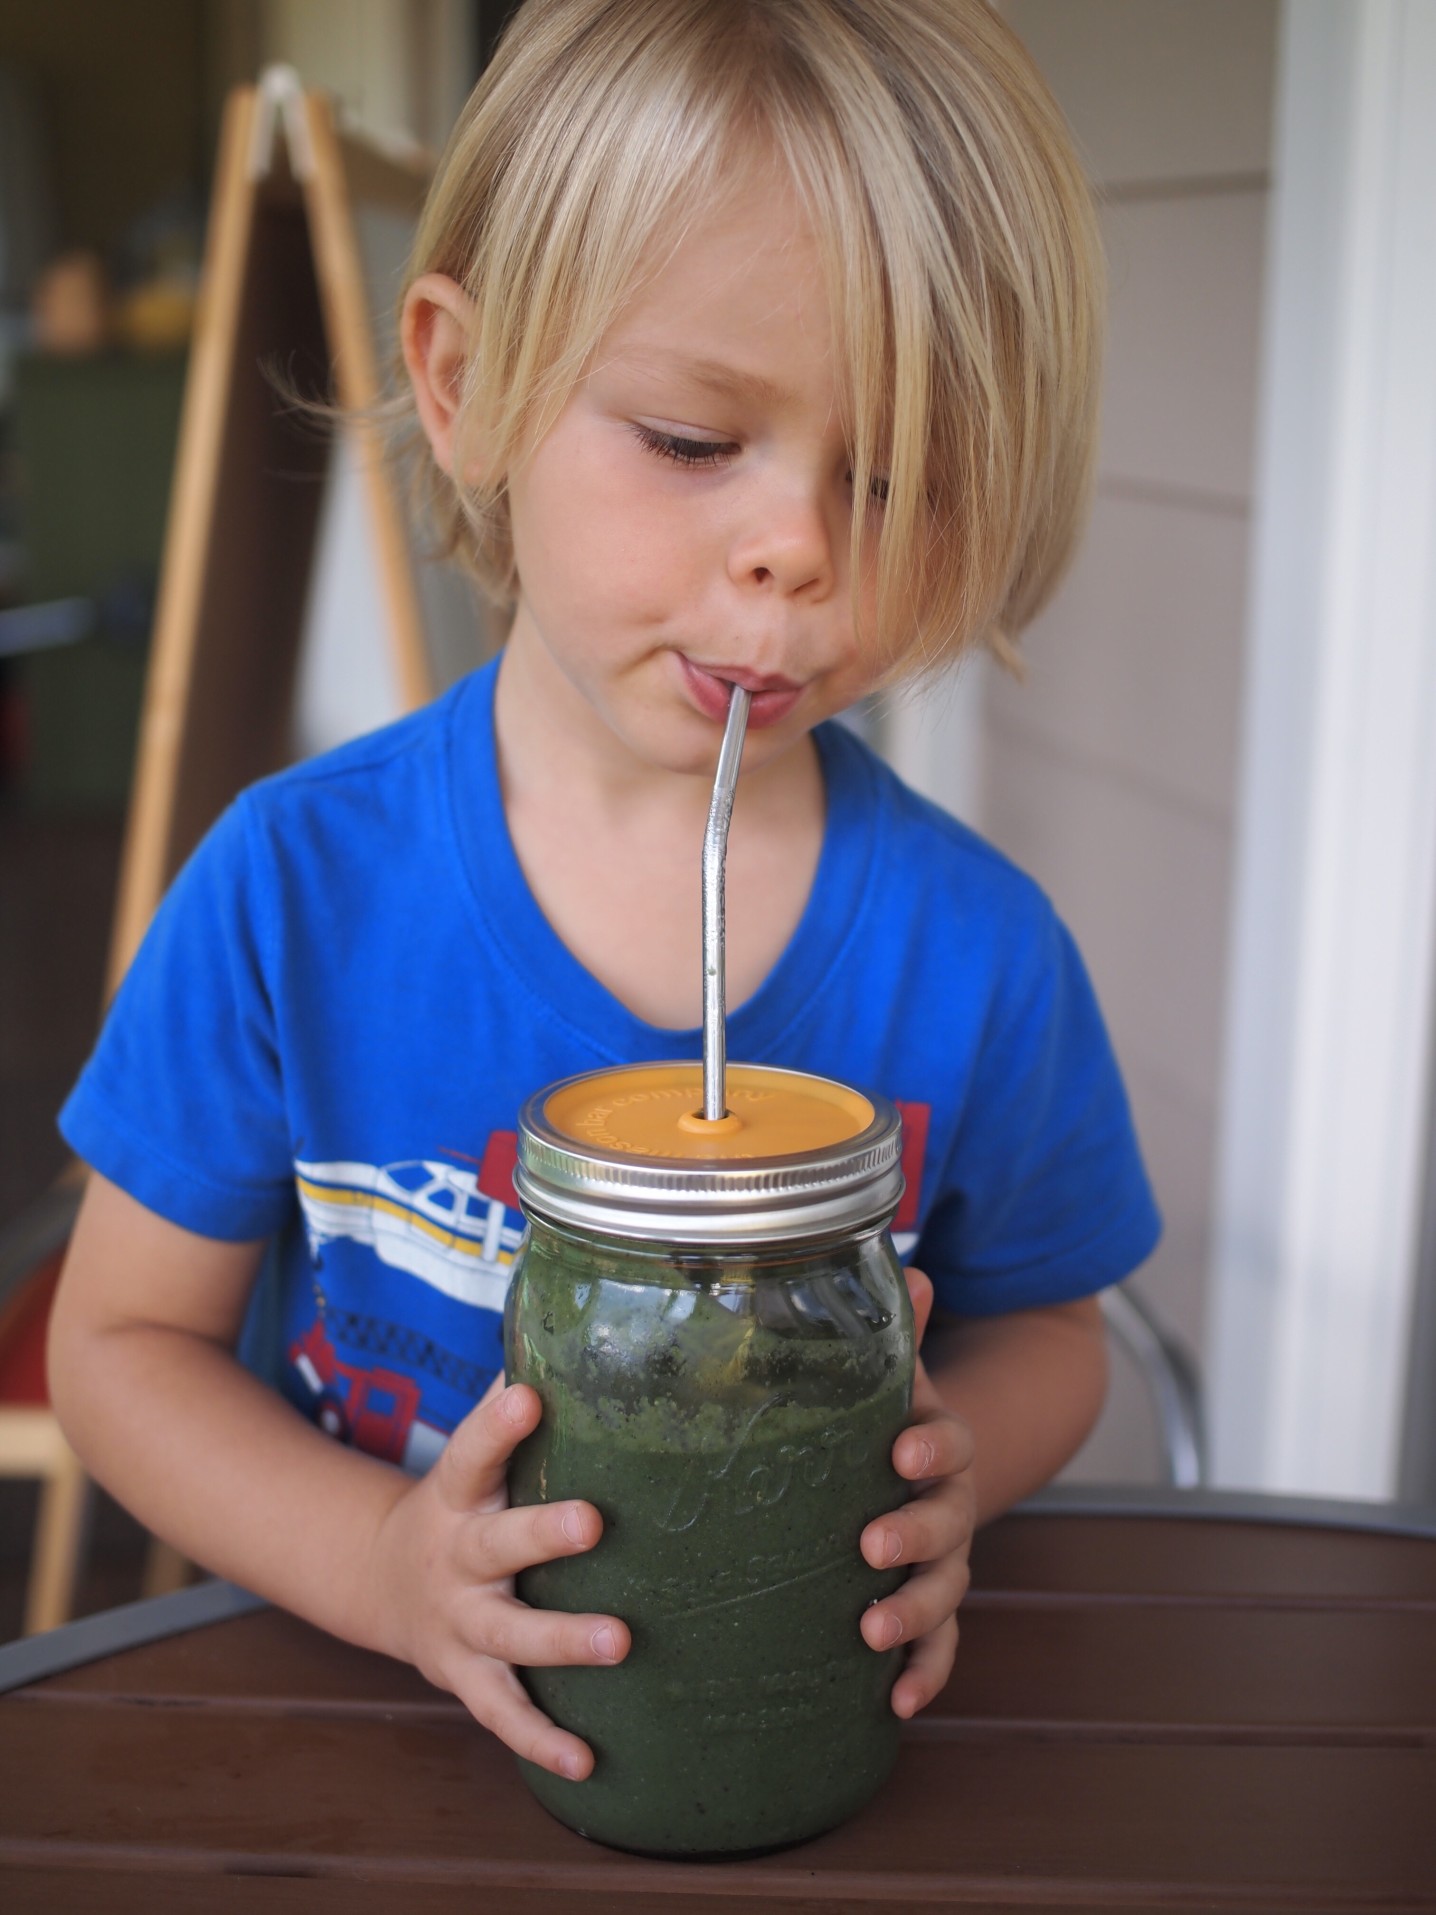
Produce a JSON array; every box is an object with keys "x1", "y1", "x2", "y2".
[{"x1": 726, "y1": 486, "x2": 835, "y2": 599}]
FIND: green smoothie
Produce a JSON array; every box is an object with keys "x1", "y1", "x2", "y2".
[{"x1": 505, "y1": 1220, "x2": 913, "y2": 1855}]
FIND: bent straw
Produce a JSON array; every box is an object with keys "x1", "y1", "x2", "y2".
[{"x1": 701, "y1": 686, "x2": 752, "y2": 1121}]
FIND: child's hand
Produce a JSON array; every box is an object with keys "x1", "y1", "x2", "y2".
[
  {"x1": 859, "y1": 1265, "x2": 976, "y2": 1718},
  {"x1": 368, "y1": 1379, "x2": 629, "y2": 1780}
]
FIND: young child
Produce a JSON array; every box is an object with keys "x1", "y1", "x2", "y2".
[{"x1": 49, "y1": 0, "x2": 1159, "y2": 1786}]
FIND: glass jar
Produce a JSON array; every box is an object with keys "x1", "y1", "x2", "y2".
[{"x1": 504, "y1": 1062, "x2": 914, "y2": 1856}]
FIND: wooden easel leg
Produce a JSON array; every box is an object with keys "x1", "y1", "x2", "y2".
[
  {"x1": 142, "y1": 1538, "x2": 193, "y2": 1598},
  {"x1": 25, "y1": 1439, "x2": 92, "y2": 1636}
]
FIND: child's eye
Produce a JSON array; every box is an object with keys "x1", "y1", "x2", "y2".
[
  {"x1": 632, "y1": 424, "x2": 737, "y2": 469},
  {"x1": 847, "y1": 469, "x2": 891, "y2": 507}
]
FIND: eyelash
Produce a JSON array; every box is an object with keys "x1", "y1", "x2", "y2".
[
  {"x1": 631, "y1": 423, "x2": 891, "y2": 505},
  {"x1": 632, "y1": 424, "x2": 736, "y2": 468}
]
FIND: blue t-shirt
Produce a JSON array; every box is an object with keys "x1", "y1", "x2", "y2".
[{"x1": 62, "y1": 660, "x2": 1159, "y2": 1472}]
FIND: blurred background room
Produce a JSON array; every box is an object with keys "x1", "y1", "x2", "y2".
[{"x1": 1, "y1": 0, "x2": 1434, "y2": 1640}]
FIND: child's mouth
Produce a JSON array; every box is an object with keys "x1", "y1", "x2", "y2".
[{"x1": 678, "y1": 657, "x2": 804, "y2": 729}]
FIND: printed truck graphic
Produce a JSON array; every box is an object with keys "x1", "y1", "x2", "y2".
[
  {"x1": 294, "y1": 1140, "x2": 523, "y2": 1312},
  {"x1": 291, "y1": 1318, "x2": 448, "y2": 1474}
]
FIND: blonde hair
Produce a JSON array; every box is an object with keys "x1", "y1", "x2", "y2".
[{"x1": 404, "y1": 0, "x2": 1104, "y2": 675}]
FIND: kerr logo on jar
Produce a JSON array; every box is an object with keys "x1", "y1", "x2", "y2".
[{"x1": 658, "y1": 1393, "x2": 875, "y2": 1533}]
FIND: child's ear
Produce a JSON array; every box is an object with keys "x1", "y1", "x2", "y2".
[{"x1": 401, "y1": 273, "x2": 487, "y2": 483}]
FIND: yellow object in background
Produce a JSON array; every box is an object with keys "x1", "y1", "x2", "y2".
[{"x1": 114, "y1": 277, "x2": 196, "y2": 352}]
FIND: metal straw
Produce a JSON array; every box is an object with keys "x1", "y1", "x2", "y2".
[{"x1": 702, "y1": 686, "x2": 752, "y2": 1121}]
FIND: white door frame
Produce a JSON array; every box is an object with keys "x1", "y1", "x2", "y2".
[{"x1": 1208, "y1": 0, "x2": 1436, "y2": 1497}]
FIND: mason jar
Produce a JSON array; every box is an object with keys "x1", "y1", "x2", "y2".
[{"x1": 504, "y1": 1061, "x2": 914, "y2": 1856}]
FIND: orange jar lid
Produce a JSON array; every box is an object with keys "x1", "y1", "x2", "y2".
[
  {"x1": 517, "y1": 1062, "x2": 902, "y2": 1245},
  {"x1": 541, "y1": 1062, "x2": 874, "y2": 1162}
]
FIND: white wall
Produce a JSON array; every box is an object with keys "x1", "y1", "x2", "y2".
[
  {"x1": 257, "y1": 0, "x2": 475, "y2": 152},
  {"x1": 983, "y1": 0, "x2": 1277, "y2": 1479},
  {"x1": 1209, "y1": 0, "x2": 1436, "y2": 1499}
]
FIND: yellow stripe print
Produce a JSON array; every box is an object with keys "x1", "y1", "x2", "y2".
[{"x1": 295, "y1": 1178, "x2": 515, "y2": 1265}]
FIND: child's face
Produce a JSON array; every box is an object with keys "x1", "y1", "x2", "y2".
[{"x1": 502, "y1": 152, "x2": 889, "y2": 779}]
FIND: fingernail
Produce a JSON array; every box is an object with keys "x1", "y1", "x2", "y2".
[
  {"x1": 560, "y1": 1751, "x2": 584, "y2": 1780},
  {"x1": 879, "y1": 1530, "x2": 901, "y2": 1567},
  {"x1": 503, "y1": 1387, "x2": 527, "y2": 1424},
  {"x1": 592, "y1": 1625, "x2": 620, "y2": 1662},
  {"x1": 561, "y1": 1506, "x2": 586, "y2": 1545},
  {"x1": 871, "y1": 1612, "x2": 902, "y2": 1650},
  {"x1": 913, "y1": 1440, "x2": 935, "y2": 1476}
]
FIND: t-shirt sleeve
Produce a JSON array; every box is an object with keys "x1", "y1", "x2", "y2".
[
  {"x1": 59, "y1": 795, "x2": 295, "y2": 1241},
  {"x1": 916, "y1": 900, "x2": 1162, "y2": 1316}
]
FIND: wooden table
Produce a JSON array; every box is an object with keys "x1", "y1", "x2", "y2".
[{"x1": 1, "y1": 1490, "x2": 1433, "y2": 1912}]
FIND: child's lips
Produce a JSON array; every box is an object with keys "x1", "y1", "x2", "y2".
[{"x1": 678, "y1": 656, "x2": 804, "y2": 729}]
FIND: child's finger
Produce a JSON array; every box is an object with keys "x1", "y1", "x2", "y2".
[
  {"x1": 903, "y1": 1265, "x2": 934, "y2": 1345},
  {"x1": 889, "y1": 1615, "x2": 959, "y2": 1720},
  {"x1": 861, "y1": 1551, "x2": 970, "y2": 1653},
  {"x1": 466, "y1": 1592, "x2": 630, "y2": 1671},
  {"x1": 861, "y1": 1477, "x2": 973, "y2": 1571},
  {"x1": 892, "y1": 1411, "x2": 975, "y2": 1483},
  {"x1": 453, "y1": 1659, "x2": 596, "y2": 1781},
  {"x1": 459, "y1": 1499, "x2": 604, "y2": 1581},
  {"x1": 434, "y1": 1382, "x2": 543, "y2": 1512}
]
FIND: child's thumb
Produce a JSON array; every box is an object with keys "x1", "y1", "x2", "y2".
[{"x1": 435, "y1": 1378, "x2": 541, "y2": 1511}]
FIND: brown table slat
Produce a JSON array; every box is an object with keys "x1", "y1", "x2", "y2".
[
  {"x1": 3, "y1": 1693, "x2": 1435, "y2": 1905},
  {"x1": 25, "y1": 1600, "x2": 1436, "y2": 1741},
  {"x1": 2, "y1": 1700, "x2": 1436, "y2": 1907},
  {"x1": 30, "y1": 1609, "x2": 434, "y2": 1710},
  {"x1": 944, "y1": 1603, "x2": 1436, "y2": 1737},
  {"x1": 970, "y1": 1516, "x2": 1436, "y2": 1606}
]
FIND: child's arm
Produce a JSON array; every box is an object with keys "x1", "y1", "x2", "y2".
[
  {"x1": 48, "y1": 1172, "x2": 629, "y2": 1781},
  {"x1": 923, "y1": 1288, "x2": 1109, "y2": 1522},
  {"x1": 857, "y1": 1272, "x2": 1108, "y2": 1718}
]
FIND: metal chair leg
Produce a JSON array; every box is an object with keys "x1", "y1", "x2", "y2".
[{"x1": 1100, "y1": 1284, "x2": 1207, "y2": 1489}]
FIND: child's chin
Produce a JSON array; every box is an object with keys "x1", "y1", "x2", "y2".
[{"x1": 627, "y1": 716, "x2": 778, "y2": 780}]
